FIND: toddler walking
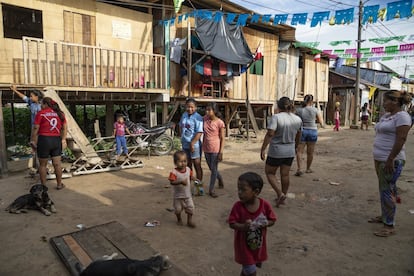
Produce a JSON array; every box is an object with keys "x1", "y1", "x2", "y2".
[
  {"x1": 113, "y1": 115, "x2": 132, "y2": 159},
  {"x1": 168, "y1": 151, "x2": 196, "y2": 228},
  {"x1": 228, "y1": 172, "x2": 277, "y2": 276}
]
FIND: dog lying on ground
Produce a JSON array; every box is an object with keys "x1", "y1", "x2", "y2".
[
  {"x1": 78, "y1": 254, "x2": 171, "y2": 276},
  {"x1": 5, "y1": 184, "x2": 56, "y2": 216}
]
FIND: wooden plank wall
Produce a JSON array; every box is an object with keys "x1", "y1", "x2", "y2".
[
  {"x1": 236, "y1": 29, "x2": 279, "y2": 102},
  {"x1": 0, "y1": 0, "x2": 153, "y2": 84},
  {"x1": 303, "y1": 54, "x2": 329, "y2": 103},
  {"x1": 278, "y1": 48, "x2": 299, "y2": 100}
]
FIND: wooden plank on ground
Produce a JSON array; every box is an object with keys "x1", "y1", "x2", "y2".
[
  {"x1": 50, "y1": 236, "x2": 81, "y2": 276},
  {"x1": 62, "y1": 235, "x2": 93, "y2": 268},
  {"x1": 72, "y1": 227, "x2": 125, "y2": 261},
  {"x1": 50, "y1": 221, "x2": 189, "y2": 276},
  {"x1": 94, "y1": 221, "x2": 155, "y2": 259}
]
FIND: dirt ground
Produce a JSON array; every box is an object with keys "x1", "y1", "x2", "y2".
[{"x1": 0, "y1": 127, "x2": 413, "y2": 276}]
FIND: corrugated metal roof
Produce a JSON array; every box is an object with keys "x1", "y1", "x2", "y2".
[{"x1": 330, "y1": 70, "x2": 391, "y2": 90}]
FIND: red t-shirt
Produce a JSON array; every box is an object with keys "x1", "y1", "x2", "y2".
[
  {"x1": 228, "y1": 198, "x2": 277, "y2": 265},
  {"x1": 34, "y1": 107, "x2": 66, "y2": 137}
]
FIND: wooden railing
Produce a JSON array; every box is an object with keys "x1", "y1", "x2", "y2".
[{"x1": 22, "y1": 36, "x2": 167, "y2": 90}]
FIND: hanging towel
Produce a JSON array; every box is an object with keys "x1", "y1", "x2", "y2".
[
  {"x1": 219, "y1": 62, "x2": 227, "y2": 75},
  {"x1": 204, "y1": 59, "x2": 213, "y2": 76},
  {"x1": 195, "y1": 62, "x2": 204, "y2": 75}
]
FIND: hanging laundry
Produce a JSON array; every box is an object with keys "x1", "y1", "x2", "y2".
[
  {"x1": 212, "y1": 61, "x2": 220, "y2": 77},
  {"x1": 204, "y1": 59, "x2": 213, "y2": 76},
  {"x1": 219, "y1": 62, "x2": 227, "y2": 76},
  {"x1": 195, "y1": 62, "x2": 204, "y2": 75},
  {"x1": 170, "y1": 37, "x2": 187, "y2": 64}
]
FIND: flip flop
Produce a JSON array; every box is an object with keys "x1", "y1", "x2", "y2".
[
  {"x1": 374, "y1": 228, "x2": 395, "y2": 237},
  {"x1": 368, "y1": 216, "x2": 382, "y2": 223},
  {"x1": 276, "y1": 194, "x2": 286, "y2": 208},
  {"x1": 56, "y1": 183, "x2": 65, "y2": 190},
  {"x1": 294, "y1": 171, "x2": 303, "y2": 176},
  {"x1": 305, "y1": 169, "x2": 314, "y2": 173}
]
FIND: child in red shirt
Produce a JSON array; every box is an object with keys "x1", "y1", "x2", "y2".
[{"x1": 228, "y1": 172, "x2": 277, "y2": 276}]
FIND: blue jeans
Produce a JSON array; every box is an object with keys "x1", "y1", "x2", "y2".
[
  {"x1": 205, "y1": 153, "x2": 223, "y2": 192},
  {"x1": 115, "y1": 136, "x2": 128, "y2": 155}
]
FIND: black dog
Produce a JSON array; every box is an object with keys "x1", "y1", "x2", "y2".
[
  {"x1": 79, "y1": 254, "x2": 171, "y2": 276},
  {"x1": 5, "y1": 184, "x2": 56, "y2": 216}
]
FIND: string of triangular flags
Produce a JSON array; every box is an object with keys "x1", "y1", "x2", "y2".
[
  {"x1": 338, "y1": 54, "x2": 414, "y2": 63},
  {"x1": 163, "y1": 0, "x2": 413, "y2": 27},
  {"x1": 292, "y1": 42, "x2": 414, "y2": 58}
]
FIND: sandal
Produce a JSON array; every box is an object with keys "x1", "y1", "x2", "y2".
[
  {"x1": 56, "y1": 183, "x2": 65, "y2": 190},
  {"x1": 276, "y1": 194, "x2": 286, "y2": 208},
  {"x1": 368, "y1": 216, "x2": 382, "y2": 223},
  {"x1": 305, "y1": 169, "x2": 313, "y2": 173},
  {"x1": 374, "y1": 228, "x2": 395, "y2": 237},
  {"x1": 294, "y1": 171, "x2": 303, "y2": 176}
]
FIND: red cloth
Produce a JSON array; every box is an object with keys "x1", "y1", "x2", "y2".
[
  {"x1": 228, "y1": 198, "x2": 277, "y2": 265},
  {"x1": 204, "y1": 59, "x2": 213, "y2": 76},
  {"x1": 34, "y1": 107, "x2": 65, "y2": 136},
  {"x1": 219, "y1": 62, "x2": 227, "y2": 75}
]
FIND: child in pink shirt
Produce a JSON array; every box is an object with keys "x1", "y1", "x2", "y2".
[{"x1": 203, "y1": 102, "x2": 225, "y2": 198}]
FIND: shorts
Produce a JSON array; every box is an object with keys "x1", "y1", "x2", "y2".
[
  {"x1": 173, "y1": 197, "x2": 194, "y2": 215},
  {"x1": 183, "y1": 145, "x2": 201, "y2": 159},
  {"x1": 37, "y1": 136, "x2": 62, "y2": 159},
  {"x1": 266, "y1": 156, "x2": 294, "y2": 167},
  {"x1": 361, "y1": 115, "x2": 369, "y2": 122},
  {"x1": 300, "y1": 128, "x2": 318, "y2": 143},
  {"x1": 242, "y1": 264, "x2": 257, "y2": 275}
]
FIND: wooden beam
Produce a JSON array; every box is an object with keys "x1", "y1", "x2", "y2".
[{"x1": 0, "y1": 90, "x2": 9, "y2": 176}]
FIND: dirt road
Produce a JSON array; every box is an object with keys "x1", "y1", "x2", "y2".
[{"x1": 0, "y1": 127, "x2": 413, "y2": 275}]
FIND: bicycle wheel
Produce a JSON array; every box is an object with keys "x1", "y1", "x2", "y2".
[{"x1": 152, "y1": 134, "x2": 173, "y2": 155}]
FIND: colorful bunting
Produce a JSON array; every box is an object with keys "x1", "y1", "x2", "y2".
[
  {"x1": 369, "y1": 35, "x2": 406, "y2": 44},
  {"x1": 226, "y1": 13, "x2": 237, "y2": 24},
  {"x1": 237, "y1": 14, "x2": 250, "y2": 26},
  {"x1": 311, "y1": 11, "x2": 330, "y2": 27},
  {"x1": 250, "y1": 14, "x2": 260, "y2": 23},
  {"x1": 329, "y1": 40, "x2": 352, "y2": 46},
  {"x1": 261, "y1": 14, "x2": 272, "y2": 23},
  {"x1": 334, "y1": 8, "x2": 354, "y2": 24},
  {"x1": 274, "y1": 14, "x2": 288, "y2": 25},
  {"x1": 386, "y1": 0, "x2": 413, "y2": 20},
  {"x1": 160, "y1": 0, "x2": 414, "y2": 28},
  {"x1": 291, "y1": 13, "x2": 308, "y2": 25},
  {"x1": 362, "y1": 5, "x2": 380, "y2": 24}
]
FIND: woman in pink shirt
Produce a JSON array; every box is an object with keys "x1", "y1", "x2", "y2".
[{"x1": 203, "y1": 102, "x2": 225, "y2": 198}]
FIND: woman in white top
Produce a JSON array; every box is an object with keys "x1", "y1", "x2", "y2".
[{"x1": 369, "y1": 91, "x2": 411, "y2": 237}]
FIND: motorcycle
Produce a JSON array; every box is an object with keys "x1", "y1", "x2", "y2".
[{"x1": 122, "y1": 113, "x2": 175, "y2": 156}]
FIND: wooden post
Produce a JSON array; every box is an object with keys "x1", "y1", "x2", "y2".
[
  {"x1": 162, "y1": 102, "x2": 168, "y2": 124},
  {"x1": 36, "y1": 40, "x2": 41, "y2": 84},
  {"x1": 225, "y1": 104, "x2": 230, "y2": 137},
  {"x1": 105, "y1": 102, "x2": 114, "y2": 137},
  {"x1": 0, "y1": 91, "x2": 9, "y2": 176},
  {"x1": 46, "y1": 42, "x2": 51, "y2": 84},
  {"x1": 187, "y1": 19, "x2": 191, "y2": 97}
]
